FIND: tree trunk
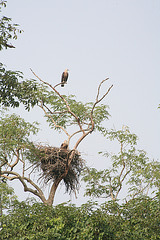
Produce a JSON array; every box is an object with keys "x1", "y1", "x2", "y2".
[{"x1": 46, "y1": 178, "x2": 62, "y2": 206}]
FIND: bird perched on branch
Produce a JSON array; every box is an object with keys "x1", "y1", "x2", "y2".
[{"x1": 61, "y1": 69, "x2": 69, "y2": 87}]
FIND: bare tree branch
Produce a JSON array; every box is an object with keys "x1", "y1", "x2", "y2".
[
  {"x1": 96, "y1": 78, "x2": 109, "y2": 101},
  {"x1": 54, "y1": 82, "x2": 67, "y2": 88},
  {"x1": 1, "y1": 171, "x2": 47, "y2": 204}
]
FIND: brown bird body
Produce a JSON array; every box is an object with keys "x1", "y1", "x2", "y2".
[
  {"x1": 61, "y1": 69, "x2": 69, "y2": 87},
  {"x1": 60, "y1": 140, "x2": 68, "y2": 150}
]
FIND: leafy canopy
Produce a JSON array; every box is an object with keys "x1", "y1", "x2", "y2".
[
  {"x1": 0, "y1": 197, "x2": 159, "y2": 240},
  {"x1": 0, "y1": 113, "x2": 39, "y2": 168}
]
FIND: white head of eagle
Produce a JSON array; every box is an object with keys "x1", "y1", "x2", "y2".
[{"x1": 61, "y1": 69, "x2": 69, "y2": 87}]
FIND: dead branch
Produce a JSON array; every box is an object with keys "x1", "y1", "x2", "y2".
[
  {"x1": 73, "y1": 80, "x2": 113, "y2": 149},
  {"x1": 96, "y1": 78, "x2": 109, "y2": 101},
  {"x1": 54, "y1": 82, "x2": 67, "y2": 88},
  {"x1": 92, "y1": 80, "x2": 113, "y2": 114}
]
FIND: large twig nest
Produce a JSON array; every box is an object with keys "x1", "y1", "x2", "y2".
[{"x1": 33, "y1": 144, "x2": 84, "y2": 193}]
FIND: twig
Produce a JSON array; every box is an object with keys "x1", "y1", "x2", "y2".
[
  {"x1": 54, "y1": 82, "x2": 67, "y2": 88},
  {"x1": 96, "y1": 78, "x2": 109, "y2": 101}
]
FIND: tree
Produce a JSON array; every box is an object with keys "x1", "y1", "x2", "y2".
[
  {"x1": 0, "y1": 76, "x2": 113, "y2": 205},
  {"x1": 82, "y1": 126, "x2": 160, "y2": 201},
  {"x1": 0, "y1": 0, "x2": 114, "y2": 206}
]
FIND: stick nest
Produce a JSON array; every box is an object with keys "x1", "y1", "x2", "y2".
[{"x1": 34, "y1": 145, "x2": 84, "y2": 194}]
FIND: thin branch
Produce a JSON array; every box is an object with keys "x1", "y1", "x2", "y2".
[
  {"x1": 9, "y1": 149, "x2": 20, "y2": 170},
  {"x1": 54, "y1": 82, "x2": 67, "y2": 88},
  {"x1": 132, "y1": 176, "x2": 155, "y2": 199},
  {"x1": 28, "y1": 165, "x2": 37, "y2": 178},
  {"x1": 96, "y1": 78, "x2": 109, "y2": 101},
  {"x1": 39, "y1": 100, "x2": 69, "y2": 117},
  {"x1": 90, "y1": 82, "x2": 113, "y2": 133},
  {"x1": 121, "y1": 169, "x2": 131, "y2": 184},
  {"x1": 115, "y1": 169, "x2": 131, "y2": 199},
  {"x1": 43, "y1": 104, "x2": 68, "y2": 115},
  {"x1": 72, "y1": 80, "x2": 113, "y2": 149},
  {"x1": 24, "y1": 163, "x2": 35, "y2": 172},
  {"x1": 109, "y1": 177, "x2": 115, "y2": 200},
  {"x1": 4, "y1": 43, "x2": 15, "y2": 48},
  {"x1": 69, "y1": 127, "x2": 91, "y2": 141},
  {"x1": 92, "y1": 82, "x2": 113, "y2": 113}
]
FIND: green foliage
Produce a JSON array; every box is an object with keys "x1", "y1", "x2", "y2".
[
  {"x1": 0, "y1": 200, "x2": 114, "y2": 240},
  {"x1": 0, "y1": 63, "x2": 22, "y2": 108},
  {"x1": 0, "y1": 113, "x2": 39, "y2": 167},
  {"x1": 0, "y1": 197, "x2": 159, "y2": 240},
  {"x1": 0, "y1": 180, "x2": 17, "y2": 215},
  {"x1": 0, "y1": 63, "x2": 45, "y2": 110},
  {"x1": 82, "y1": 168, "x2": 112, "y2": 198},
  {"x1": 82, "y1": 127, "x2": 160, "y2": 201},
  {"x1": 43, "y1": 92, "x2": 110, "y2": 131},
  {"x1": 0, "y1": 1, "x2": 40, "y2": 110},
  {"x1": 0, "y1": 0, "x2": 22, "y2": 50},
  {"x1": 101, "y1": 196, "x2": 160, "y2": 240}
]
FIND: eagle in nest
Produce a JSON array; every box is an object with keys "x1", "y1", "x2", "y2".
[{"x1": 60, "y1": 140, "x2": 68, "y2": 150}]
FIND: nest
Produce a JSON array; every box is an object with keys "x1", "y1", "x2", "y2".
[{"x1": 34, "y1": 145, "x2": 84, "y2": 194}]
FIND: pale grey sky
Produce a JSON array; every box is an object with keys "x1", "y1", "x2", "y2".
[{"x1": 1, "y1": 0, "x2": 160, "y2": 205}]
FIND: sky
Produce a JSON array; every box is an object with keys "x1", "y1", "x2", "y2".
[{"x1": 1, "y1": 0, "x2": 160, "y2": 205}]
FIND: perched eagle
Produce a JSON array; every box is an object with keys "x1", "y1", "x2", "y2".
[
  {"x1": 61, "y1": 69, "x2": 69, "y2": 87},
  {"x1": 60, "y1": 140, "x2": 68, "y2": 150}
]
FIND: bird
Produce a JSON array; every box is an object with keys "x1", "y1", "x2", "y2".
[
  {"x1": 61, "y1": 69, "x2": 69, "y2": 87},
  {"x1": 60, "y1": 140, "x2": 68, "y2": 150}
]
